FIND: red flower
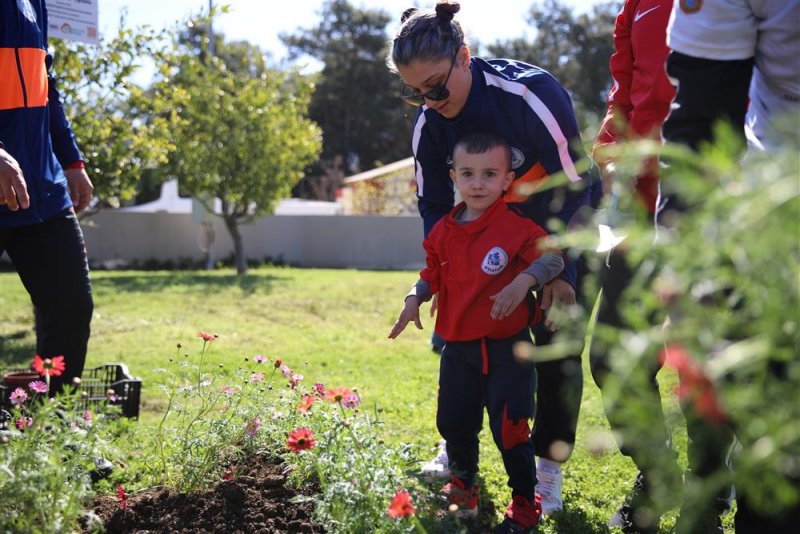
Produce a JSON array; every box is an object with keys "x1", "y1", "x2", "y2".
[
  {"x1": 297, "y1": 395, "x2": 316, "y2": 413},
  {"x1": 274, "y1": 359, "x2": 282, "y2": 368},
  {"x1": 287, "y1": 427, "x2": 316, "y2": 453},
  {"x1": 117, "y1": 485, "x2": 129, "y2": 510},
  {"x1": 197, "y1": 331, "x2": 217, "y2": 342},
  {"x1": 660, "y1": 344, "x2": 727, "y2": 424},
  {"x1": 387, "y1": 490, "x2": 416, "y2": 518},
  {"x1": 324, "y1": 387, "x2": 353, "y2": 404},
  {"x1": 32, "y1": 355, "x2": 65, "y2": 377}
]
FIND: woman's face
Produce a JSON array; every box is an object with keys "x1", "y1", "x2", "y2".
[{"x1": 397, "y1": 46, "x2": 471, "y2": 119}]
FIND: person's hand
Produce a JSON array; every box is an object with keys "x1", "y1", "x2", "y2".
[
  {"x1": 540, "y1": 278, "x2": 576, "y2": 331},
  {"x1": 0, "y1": 148, "x2": 30, "y2": 211},
  {"x1": 388, "y1": 296, "x2": 423, "y2": 339},
  {"x1": 64, "y1": 167, "x2": 94, "y2": 214},
  {"x1": 490, "y1": 273, "x2": 535, "y2": 320},
  {"x1": 600, "y1": 161, "x2": 617, "y2": 197}
]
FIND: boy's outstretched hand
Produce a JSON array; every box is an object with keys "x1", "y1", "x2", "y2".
[
  {"x1": 490, "y1": 273, "x2": 536, "y2": 320},
  {"x1": 389, "y1": 296, "x2": 423, "y2": 338}
]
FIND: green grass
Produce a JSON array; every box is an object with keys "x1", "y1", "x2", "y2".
[{"x1": 0, "y1": 267, "x2": 725, "y2": 533}]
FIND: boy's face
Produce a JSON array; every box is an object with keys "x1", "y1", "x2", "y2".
[{"x1": 449, "y1": 145, "x2": 515, "y2": 218}]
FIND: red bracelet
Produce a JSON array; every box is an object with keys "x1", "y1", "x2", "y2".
[{"x1": 65, "y1": 161, "x2": 85, "y2": 170}]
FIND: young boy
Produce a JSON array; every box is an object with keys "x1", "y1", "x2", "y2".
[{"x1": 389, "y1": 130, "x2": 564, "y2": 533}]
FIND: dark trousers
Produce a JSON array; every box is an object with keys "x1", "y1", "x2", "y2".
[
  {"x1": 437, "y1": 329, "x2": 537, "y2": 499},
  {"x1": 531, "y1": 321, "x2": 583, "y2": 462},
  {"x1": 0, "y1": 210, "x2": 93, "y2": 394}
]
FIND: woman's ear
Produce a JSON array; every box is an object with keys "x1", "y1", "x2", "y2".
[{"x1": 458, "y1": 45, "x2": 471, "y2": 70}]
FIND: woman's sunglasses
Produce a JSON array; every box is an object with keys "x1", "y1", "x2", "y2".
[{"x1": 400, "y1": 49, "x2": 459, "y2": 107}]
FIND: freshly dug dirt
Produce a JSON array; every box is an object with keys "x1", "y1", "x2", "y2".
[{"x1": 89, "y1": 455, "x2": 323, "y2": 533}]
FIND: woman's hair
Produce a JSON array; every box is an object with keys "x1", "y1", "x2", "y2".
[{"x1": 387, "y1": 1, "x2": 467, "y2": 73}]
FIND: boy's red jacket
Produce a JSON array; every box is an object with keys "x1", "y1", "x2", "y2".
[{"x1": 421, "y1": 198, "x2": 549, "y2": 342}]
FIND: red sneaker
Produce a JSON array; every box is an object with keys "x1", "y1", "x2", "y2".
[
  {"x1": 442, "y1": 476, "x2": 479, "y2": 518},
  {"x1": 494, "y1": 494, "x2": 542, "y2": 533}
]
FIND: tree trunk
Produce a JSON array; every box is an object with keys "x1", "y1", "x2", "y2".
[{"x1": 222, "y1": 214, "x2": 247, "y2": 274}]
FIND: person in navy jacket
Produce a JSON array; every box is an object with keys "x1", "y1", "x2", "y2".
[
  {"x1": 0, "y1": 0, "x2": 94, "y2": 394},
  {"x1": 388, "y1": 0, "x2": 594, "y2": 516}
]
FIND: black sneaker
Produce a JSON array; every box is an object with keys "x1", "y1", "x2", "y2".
[{"x1": 608, "y1": 473, "x2": 659, "y2": 534}]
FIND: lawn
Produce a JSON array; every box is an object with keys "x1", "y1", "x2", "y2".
[{"x1": 0, "y1": 266, "x2": 712, "y2": 533}]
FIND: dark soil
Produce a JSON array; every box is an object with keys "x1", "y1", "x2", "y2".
[{"x1": 88, "y1": 455, "x2": 323, "y2": 533}]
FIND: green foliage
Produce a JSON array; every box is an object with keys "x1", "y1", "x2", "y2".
[
  {"x1": 0, "y1": 384, "x2": 124, "y2": 532},
  {"x1": 281, "y1": 0, "x2": 414, "y2": 174},
  {"x1": 148, "y1": 16, "x2": 322, "y2": 273},
  {"x1": 486, "y1": 0, "x2": 620, "y2": 122},
  {"x1": 49, "y1": 24, "x2": 173, "y2": 209},
  {"x1": 564, "y1": 124, "x2": 800, "y2": 528}
]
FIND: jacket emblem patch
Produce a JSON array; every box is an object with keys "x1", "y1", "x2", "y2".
[{"x1": 481, "y1": 247, "x2": 508, "y2": 275}]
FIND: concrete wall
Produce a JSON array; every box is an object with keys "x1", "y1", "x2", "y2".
[{"x1": 81, "y1": 211, "x2": 426, "y2": 270}]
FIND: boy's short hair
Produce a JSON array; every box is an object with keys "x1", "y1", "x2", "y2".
[{"x1": 452, "y1": 130, "x2": 512, "y2": 170}]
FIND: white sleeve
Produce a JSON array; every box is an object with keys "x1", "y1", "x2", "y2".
[{"x1": 667, "y1": 0, "x2": 757, "y2": 61}]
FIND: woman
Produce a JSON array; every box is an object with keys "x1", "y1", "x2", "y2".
[{"x1": 388, "y1": 1, "x2": 594, "y2": 529}]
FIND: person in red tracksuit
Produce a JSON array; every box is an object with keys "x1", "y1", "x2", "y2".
[
  {"x1": 589, "y1": 2, "x2": 686, "y2": 533},
  {"x1": 389, "y1": 130, "x2": 564, "y2": 534}
]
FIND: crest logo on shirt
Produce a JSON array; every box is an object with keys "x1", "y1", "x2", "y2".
[
  {"x1": 679, "y1": 0, "x2": 703, "y2": 14},
  {"x1": 510, "y1": 147, "x2": 525, "y2": 170},
  {"x1": 481, "y1": 247, "x2": 508, "y2": 275}
]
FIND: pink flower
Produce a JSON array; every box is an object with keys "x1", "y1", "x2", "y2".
[
  {"x1": 314, "y1": 382, "x2": 325, "y2": 396},
  {"x1": 250, "y1": 372, "x2": 265, "y2": 382},
  {"x1": 83, "y1": 410, "x2": 93, "y2": 424},
  {"x1": 325, "y1": 387, "x2": 353, "y2": 404},
  {"x1": 246, "y1": 417, "x2": 261, "y2": 437},
  {"x1": 287, "y1": 427, "x2": 316, "y2": 453},
  {"x1": 279, "y1": 364, "x2": 292, "y2": 377},
  {"x1": 387, "y1": 490, "x2": 416, "y2": 518},
  {"x1": 342, "y1": 393, "x2": 361, "y2": 409},
  {"x1": 197, "y1": 331, "x2": 218, "y2": 342},
  {"x1": 289, "y1": 373, "x2": 303, "y2": 389},
  {"x1": 28, "y1": 381, "x2": 48, "y2": 394},
  {"x1": 221, "y1": 386, "x2": 237, "y2": 395},
  {"x1": 106, "y1": 389, "x2": 118, "y2": 402},
  {"x1": 9, "y1": 388, "x2": 28, "y2": 405},
  {"x1": 15, "y1": 417, "x2": 33, "y2": 430},
  {"x1": 253, "y1": 355, "x2": 265, "y2": 364}
]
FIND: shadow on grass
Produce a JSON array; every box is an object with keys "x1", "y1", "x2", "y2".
[
  {"x1": 0, "y1": 330, "x2": 35, "y2": 369},
  {"x1": 91, "y1": 271, "x2": 289, "y2": 296}
]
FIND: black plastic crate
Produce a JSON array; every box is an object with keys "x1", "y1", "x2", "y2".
[{"x1": 1, "y1": 363, "x2": 141, "y2": 419}]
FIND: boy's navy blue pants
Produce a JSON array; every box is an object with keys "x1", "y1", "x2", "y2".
[
  {"x1": 0, "y1": 210, "x2": 93, "y2": 394},
  {"x1": 437, "y1": 328, "x2": 537, "y2": 499}
]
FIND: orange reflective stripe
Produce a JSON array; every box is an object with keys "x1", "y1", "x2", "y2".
[
  {"x1": 0, "y1": 48, "x2": 25, "y2": 110},
  {"x1": 504, "y1": 162, "x2": 548, "y2": 203},
  {"x1": 17, "y1": 48, "x2": 48, "y2": 107}
]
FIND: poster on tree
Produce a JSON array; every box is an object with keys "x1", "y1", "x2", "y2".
[{"x1": 46, "y1": 0, "x2": 98, "y2": 45}]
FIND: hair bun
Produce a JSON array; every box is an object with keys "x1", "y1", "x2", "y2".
[
  {"x1": 400, "y1": 7, "x2": 418, "y2": 23},
  {"x1": 434, "y1": 1, "x2": 460, "y2": 22}
]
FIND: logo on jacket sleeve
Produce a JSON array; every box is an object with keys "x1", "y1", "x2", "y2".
[{"x1": 481, "y1": 247, "x2": 509, "y2": 275}]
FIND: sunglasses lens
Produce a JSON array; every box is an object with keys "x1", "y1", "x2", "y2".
[{"x1": 426, "y1": 87, "x2": 449, "y2": 101}]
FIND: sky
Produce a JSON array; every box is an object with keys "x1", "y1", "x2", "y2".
[{"x1": 98, "y1": 0, "x2": 604, "y2": 74}]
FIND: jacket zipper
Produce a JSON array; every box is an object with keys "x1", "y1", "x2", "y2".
[{"x1": 14, "y1": 47, "x2": 29, "y2": 107}]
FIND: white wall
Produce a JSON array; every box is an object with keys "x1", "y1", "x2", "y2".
[{"x1": 81, "y1": 212, "x2": 425, "y2": 270}]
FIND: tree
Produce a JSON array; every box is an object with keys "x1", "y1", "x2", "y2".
[
  {"x1": 281, "y1": 0, "x2": 414, "y2": 196},
  {"x1": 150, "y1": 21, "x2": 321, "y2": 274},
  {"x1": 487, "y1": 0, "x2": 620, "y2": 123},
  {"x1": 49, "y1": 23, "x2": 173, "y2": 210}
]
